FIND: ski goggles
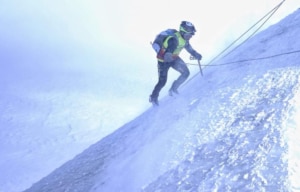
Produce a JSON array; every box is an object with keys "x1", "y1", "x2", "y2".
[{"x1": 180, "y1": 26, "x2": 195, "y2": 35}]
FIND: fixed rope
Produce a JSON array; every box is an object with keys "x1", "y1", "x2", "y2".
[
  {"x1": 188, "y1": 50, "x2": 300, "y2": 67},
  {"x1": 188, "y1": 0, "x2": 286, "y2": 70}
]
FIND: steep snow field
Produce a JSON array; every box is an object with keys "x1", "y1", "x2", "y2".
[{"x1": 21, "y1": 8, "x2": 300, "y2": 192}]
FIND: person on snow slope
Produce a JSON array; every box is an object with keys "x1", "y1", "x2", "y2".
[{"x1": 149, "y1": 21, "x2": 202, "y2": 106}]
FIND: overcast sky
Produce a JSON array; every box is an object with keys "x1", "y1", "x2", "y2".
[{"x1": 1, "y1": 0, "x2": 299, "y2": 67}]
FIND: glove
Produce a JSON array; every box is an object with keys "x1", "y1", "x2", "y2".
[
  {"x1": 164, "y1": 52, "x2": 174, "y2": 62},
  {"x1": 194, "y1": 52, "x2": 202, "y2": 60}
]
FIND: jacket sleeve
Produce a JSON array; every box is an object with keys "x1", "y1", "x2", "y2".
[{"x1": 185, "y1": 41, "x2": 202, "y2": 60}]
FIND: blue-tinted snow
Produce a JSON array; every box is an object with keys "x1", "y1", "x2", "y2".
[{"x1": 22, "y1": 8, "x2": 300, "y2": 192}]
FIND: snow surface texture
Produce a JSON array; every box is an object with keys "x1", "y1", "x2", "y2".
[
  {"x1": 1, "y1": 8, "x2": 300, "y2": 192},
  {"x1": 20, "y1": 9, "x2": 300, "y2": 192}
]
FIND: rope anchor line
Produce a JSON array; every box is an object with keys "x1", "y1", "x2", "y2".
[
  {"x1": 188, "y1": 50, "x2": 300, "y2": 67},
  {"x1": 188, "y1": 0, "x2": 287, "y2": 69}
]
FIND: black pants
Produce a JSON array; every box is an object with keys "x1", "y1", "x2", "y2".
[{"x1": 151, "y1": 57, "x2": 190, "y2": 99}]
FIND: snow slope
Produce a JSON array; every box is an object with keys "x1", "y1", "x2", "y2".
[{"x1": 23, "y1": 8, "x2": 300, "y2": 192}]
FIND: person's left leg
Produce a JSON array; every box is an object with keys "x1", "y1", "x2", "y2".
[{"x1": 169, "y1": 57, "x2": 190, "y2": 95}]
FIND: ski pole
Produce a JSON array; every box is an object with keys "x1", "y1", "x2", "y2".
[
  {"x1": 190, "y1": 55, "x2": 204, "y2": 76},
  {"x1": 198, "y1": 60, "x2": 203, "y2": 76}
]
